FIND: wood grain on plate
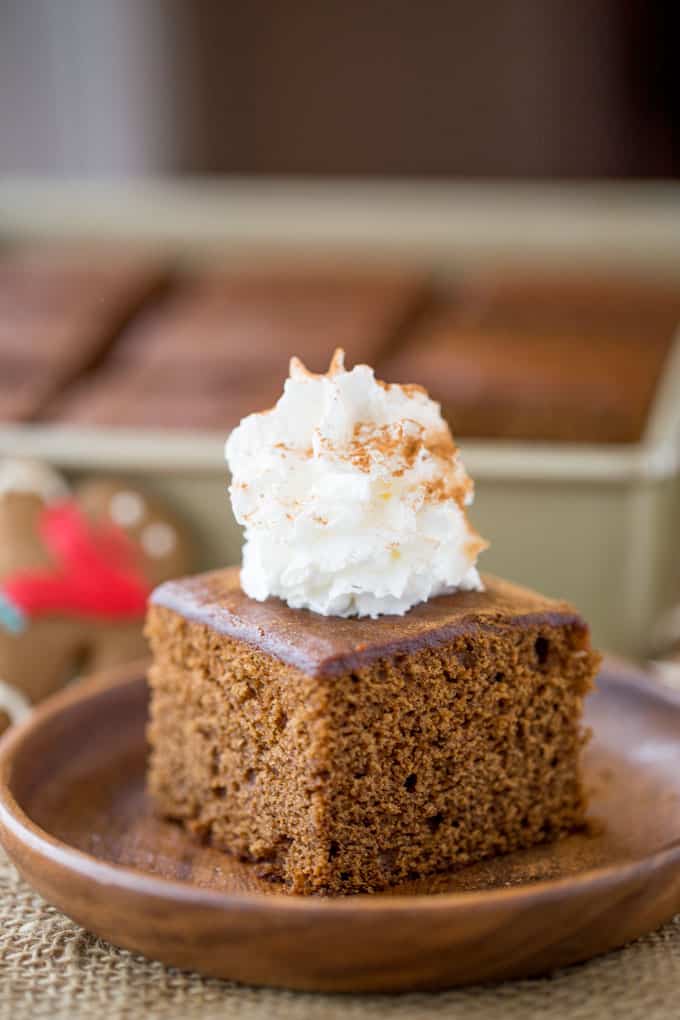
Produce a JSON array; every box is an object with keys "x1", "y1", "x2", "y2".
[{"x1": 0, "y1": 658, "x2": 679, "y2": 992}]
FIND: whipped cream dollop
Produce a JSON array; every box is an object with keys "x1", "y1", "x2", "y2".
[{"x1": 226, "y1": 350, "x2": 487, "y2": 618}]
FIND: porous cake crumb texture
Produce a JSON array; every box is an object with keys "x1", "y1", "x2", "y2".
[{"x1": 147, "y1": 605, "x2": 597, "y2": 894}]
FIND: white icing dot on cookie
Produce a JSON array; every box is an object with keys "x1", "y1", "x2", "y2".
[
  {"x1": 110, "y1": 490, "x2": 145, "y2": 528},
  {"x1": 141, "y1": 522, "x2": 176, "y2": 558}
]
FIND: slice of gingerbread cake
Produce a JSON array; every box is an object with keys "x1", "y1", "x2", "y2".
[{"x1": 146, "y1": 350, "x2": 599, "y2": 894}]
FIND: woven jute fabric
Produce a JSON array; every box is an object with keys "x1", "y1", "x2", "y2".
[{"x1": 0, "y1": 849, "x2": 677, "y2": 1020}]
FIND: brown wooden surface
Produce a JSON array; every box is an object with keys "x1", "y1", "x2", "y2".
[{"x1": 0, "y1": 658, "x2": 679, "y2": 992}]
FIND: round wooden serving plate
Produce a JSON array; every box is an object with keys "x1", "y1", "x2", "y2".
[{"x1": 1, "y1": 658, "x2": 680, "y2": 993}]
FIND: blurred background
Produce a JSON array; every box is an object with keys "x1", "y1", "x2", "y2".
[
  {"x1": 1, "y1": 0, "x2": 678, "y2": 179},
  {"x1": 1, "y1": 0, "x2": 680, "y2": 723}
]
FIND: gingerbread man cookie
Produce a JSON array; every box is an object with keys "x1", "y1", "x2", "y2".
[{"x1": 0, "y1": 460, "x2": 194, "y2": 732}]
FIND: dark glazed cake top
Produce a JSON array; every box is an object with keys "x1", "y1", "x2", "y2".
[{"x1": 151, "y1": 567, "x2": 585, "y2": 677}]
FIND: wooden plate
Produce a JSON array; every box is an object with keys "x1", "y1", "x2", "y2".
[{"x1": 1, "y1": 657, "x2": 680, "y2": 993}]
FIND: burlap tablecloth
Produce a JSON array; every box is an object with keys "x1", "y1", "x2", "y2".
[{"x1": 0, "y1": 848, "x2": 677, "y2": 1020}]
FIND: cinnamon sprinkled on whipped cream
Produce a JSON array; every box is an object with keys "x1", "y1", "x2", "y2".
[{"x1": 226, "y1": 350, "x2": 487, "y2": 618}]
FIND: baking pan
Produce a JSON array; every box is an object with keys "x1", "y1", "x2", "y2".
[{"x1": 1, "y1": 179, "x2": 680, "y2": 655}]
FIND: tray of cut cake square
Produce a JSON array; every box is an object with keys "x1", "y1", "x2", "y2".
[
  {"x1": 2, "y1": 323, "x2": 680, "y2": 990},
  {"x1": 1, "y1": 180, "x2": 680, "y2": 663}
]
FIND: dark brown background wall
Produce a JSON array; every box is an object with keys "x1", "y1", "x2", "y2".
[
  {"x1": 1, "y1": 0, "x2": 676, "y2": 178},
  {"x1": 182, "y1": 0, "x2": 677, "y2": 178}
]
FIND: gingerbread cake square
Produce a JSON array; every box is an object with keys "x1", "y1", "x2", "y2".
[
  {"x1": 49, "y1": 265, "x2": 430, "y2": 430},
  {"x1": 146, "y1": 567, "x2": 598, "y2": 894},
  {"x1": 0, "y1": 243, "x2": 167, "y2": 422}
]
